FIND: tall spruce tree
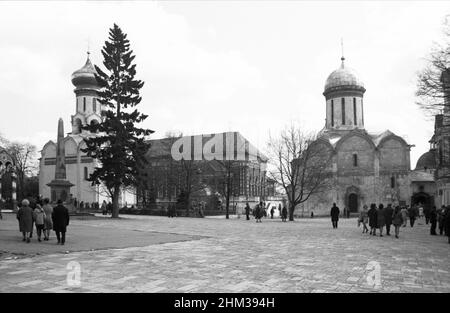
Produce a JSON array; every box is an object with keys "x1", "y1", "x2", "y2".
[{"x1": 83, "y1": 24, "x2": 153, "y2": 218}]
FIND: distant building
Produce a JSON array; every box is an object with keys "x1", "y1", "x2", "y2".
[
  {"x1": 296, "y1": 55, "x2": 412, "y2": 216},
  {"x1": 429, "y1": 68, "x2": 450, "y2": 207},
  {"x1": 136, "y1": 132, "x2": 280, "y2": 215}
]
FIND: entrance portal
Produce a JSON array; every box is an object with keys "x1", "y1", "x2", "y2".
[{"x1": 349, "y1": 193, "x2": 358, "y2": 212}]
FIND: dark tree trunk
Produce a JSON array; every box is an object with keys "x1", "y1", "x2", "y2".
[
  {"x1": 112, "y1": 186, "x2": 120, "y2": 218},
  {"x1": 289, "y1": 205, "x2": 295, "y2": 221}
]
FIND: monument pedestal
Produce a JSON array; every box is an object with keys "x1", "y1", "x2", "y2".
[{"x1": 47, "y1": 179, "x2": 74, "y2": 208}]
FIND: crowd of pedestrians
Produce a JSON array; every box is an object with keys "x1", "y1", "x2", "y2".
[
  {"x1": 330, "y1": 202, "x2": 450, "y2": 242},
  {"x1": 16, "y1": 197, "x2": 70, "y2": 245}
]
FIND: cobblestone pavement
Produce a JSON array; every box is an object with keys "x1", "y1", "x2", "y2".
[{"x1": 0, "y1": 214, "x2": 449, "y2": 293}]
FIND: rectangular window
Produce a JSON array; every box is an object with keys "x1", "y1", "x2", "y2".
[
  {"x1": 361, "y1": 99, "x2": 364, "y2": 125},
  {"x1": 84, "y1": 167, "x2": 88, "y2": 180},
  {"x1": 353, "y1": 154, "x2": 358, "y2": 167},
  {"x1": 391, "y1": 176, "x2": 395, "y2": 188},
  {"x1": 331, "y1": 100, "x2": 334, "y2": 127},
  {"x1": 439, "y1": 141, "x2": 443, "y2": 165},
  {"x1": 93, "y1": 98, "x2": 97, "y2": 112},
  {"x1": 353, "y1": 98, "x2": 357, "y2": 125},
  {"x1": 341, "y1": 98, "x2": 345, "y2": 125},
  {"x1": 83, "y1": 97, "x2": 86, "y2": 112}
]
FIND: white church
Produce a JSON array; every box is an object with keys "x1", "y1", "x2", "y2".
[{"x1": 38, "y1": 53, "x2": 134, "y2": 207}]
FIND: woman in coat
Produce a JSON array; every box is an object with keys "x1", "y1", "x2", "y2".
[
  {"x1": 401, "y1": 206, "x2": 408, "y2": 227},
  {"x1": 377, "y1": 204, "x2": 386, "y2": 237},
  {"x1": 368, "y1": 203, "x2": 378, "y2": 236},
  {"x1": 392, "y1": 206, "x2": 403, "y2": 239},
  {"x1": 42, "y1": 198, "x2": 53, "y2": 241},
  {"x1": 359, "y1": 205, "x2": 369, "y2": 233},
  {"x1": 33, "y1": 204, "x2": 46, "y2": 242},
  {"x1": 17, "y1": 199, "x2": 33, "y2": 243}
]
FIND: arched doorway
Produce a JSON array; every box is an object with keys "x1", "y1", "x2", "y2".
[
  {"x1": 411, "y1": 192, "x2": 433, "y2": 211},
  {"x1": 348, "y1": 193, "x2": 358, "y2": 212}
]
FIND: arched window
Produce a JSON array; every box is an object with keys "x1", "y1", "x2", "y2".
[
  {"x1": 74, "y1": 118, "x2": 82, "y2": 134},
  {"x1": 83, "y1": 97, "x2": 86, "y2": 112},
  {"x1": 353, "y1": 98, "x2": 357, "y2": 125},
  {"x1": 341, "y1": 98, "x2": 345, "y2": 125},
  {"x1": 84, "y1": 167, "x2": 88, "y2": 180},
  {"x1": 93, "y1": 98, "x2": 97, "y2": 112},
  {"x1": 353, "y1": 154, "x2": 358, "y2": 167}
]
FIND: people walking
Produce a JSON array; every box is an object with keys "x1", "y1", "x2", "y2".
[
  {"x1": 101, "y1": 200, "x2": 107, "y2": 215},
  {"x1": 384, "y1": 204, "x2": 394, "y2": 236},
  {"x1": 430, "y1": 206, "x2": 438, "y2": 235},
  {"x1": 42, "y1": 198, "x2": 53, "y2": 241},
  {"x1": 409, "y1": 205, "x2": 418, "y2": 227},
  {"x1": 401, "y1": 206, "x2": 408, "y2": 227},
  {"x1": 245, "y1": 203, "x2": 251, "y2": 220},
  {"x1": 424, "y1": 205, "x2": 431, "y2": 225},
  {"x1": 33, "y1": 204, "x2": 46, "y2": 242},
  {"x1": 52, "y1": 199, "x2": 70, "y2": 245},
  {"x1": 444, "y1": 206, "x2": 450, "y2": 244},
  {"x1": 359, "y1": 205, "x2": 369, "y2": 233},
  {"x1": 368, "y1": 203, "x2": 378, "y2": 236},
  {"x1": 392, "y1": 206, "x2": 403, "y2": 238},
  {"x1": 438, "y1": 205, "x2": 446, "y2": 235},
  {"x1": 255, "y1": 202, "x2": 263, "y2": 223},
  {"x1": 377, "y1": 204, "x2": 386, "y2": 237},
  {"x1": 281, "y1": 205, "x2": 288, "y2": 222},
  {"x1": 330, "y1": 203, "x2": 340, "y2": 229},
  {"x1": 17, "y1": 199, "x2": 33, "y2": 243}
]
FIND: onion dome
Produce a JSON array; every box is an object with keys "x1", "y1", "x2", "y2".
[
  {"x1": 324, "y1": 57, "x2": 365, "y2": 95},
  {"x1": 71, "y1": 53, "x2": 98, "y2": 89},
  {"x1": 415, "y1": 150, "x2": 436, "y2": 170}
]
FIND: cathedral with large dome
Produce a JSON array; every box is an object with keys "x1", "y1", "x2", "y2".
[{"x1": 297, "y1": 56, "x2": 413, "y2": 216}]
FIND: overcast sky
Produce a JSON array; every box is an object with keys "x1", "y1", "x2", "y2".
[{"x1": 0, "y1": 1, "x2": 449, "y2": 167}]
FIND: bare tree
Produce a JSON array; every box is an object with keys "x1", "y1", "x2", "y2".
[
  {"x1": 4, "y1": 140, "x2": 38, "y2": 200},
  {"x1": 416, "y1": 15, "x2": 450, "y2": 115},
  {"x1": 267, "y1": 125, "x2": 332, "y2": 221}
]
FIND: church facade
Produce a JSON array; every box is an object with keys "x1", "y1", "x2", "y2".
[
  {"x1": 296, "y1": 56, "x2": 413, "y2": 216},
  {"x1": 39, "y1": 54, "x2": 106, "y2": 206}
]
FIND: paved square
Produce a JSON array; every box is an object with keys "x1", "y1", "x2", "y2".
[{"x1": 0, "y1": 213, "x2": 449, "y2": 293}]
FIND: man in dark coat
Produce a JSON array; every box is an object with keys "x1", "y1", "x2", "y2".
[
  {"x1": 245, "y1": 203, "x2": 250, "y2": 220},
  {"x1": 384, "y1": 204, "x2": 394, "y2": 236},
  {"x1": 408, "y1": 205, "x2": 418, "y2": 227},
  {"x1": 330, "y1": 203, "x2": 340, "y2": 229},
  {"x1": 444, "y1": 206, "x2": 450, "y2": 243},
  {"x1": 430, "y1": 206, "x2": 438, "y2": 235},
  {"x1": 52, "y1": 199, "x2": 70, "y2": 245},
  {"x1": 368, "y1": 203, "x2": 378, "y2": 236}
]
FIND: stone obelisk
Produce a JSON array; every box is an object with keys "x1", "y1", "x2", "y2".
[{"x1": 47, "y1": 118, "x2": 74, "y2": 205}]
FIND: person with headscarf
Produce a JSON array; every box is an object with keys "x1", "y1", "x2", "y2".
[
  {"x1": 17, "y1": 199, "x2": 33, "y2": 243},
  {"x1": 33, "y1": 204, "x2": 46, "y2": 242}
]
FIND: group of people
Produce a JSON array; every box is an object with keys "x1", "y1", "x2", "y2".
[
  {"x1": 16, "y1": 198, "x2": 70, "y2": 245},
  {"x1": 101, "y1": 200, "x2": 113, "y2": 215},
  {"x1": 244, "y1": 202, "x2": 288, "y2": 222},
  {"x1": 330, "y1": 202, "x2": 450, "y2": 242}
]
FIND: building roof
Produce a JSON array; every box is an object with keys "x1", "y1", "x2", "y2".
[
  {"x1": 410, "y1": 170, "x2": 435, "y2": 182},
  {"x1": 324, "y1": 58, "x2": 365, "y2": 93},
  {"x1": 318, "y1": 129, "x2": 410, "y2": 149},
  {"x1": 71, "y1": 55, "x2": 99, "y2": 88},
  {"x1": 415, "y1": 150, "x2": 436, "y2": 170},
  {"x1": 147, "y1": 131, "x2": 268, "y2": 162}
]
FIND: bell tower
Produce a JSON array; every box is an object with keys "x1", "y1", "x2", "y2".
[{"x1": 70, "y1": 52, "x2": 101, "y2": 135}]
